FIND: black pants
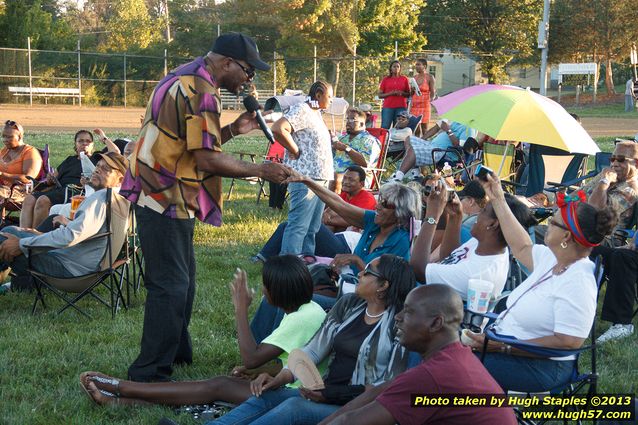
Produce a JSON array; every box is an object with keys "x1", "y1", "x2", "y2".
[
  {"x1": 592, "y1": 245, "x2": 638, "y2": 324},
  {"x1": 128, "y1": 207, "x2": 196, "y2": 382}
]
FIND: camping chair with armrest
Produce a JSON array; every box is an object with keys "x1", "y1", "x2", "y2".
[
  {"x1": 480, "y1": 256, "x2": 604, "y2": 425},
  {"x1": 256, "y1": 140, "x2": 286, "y2": 204},
  {"x1": 30, "y1": 188, "x2": 131, "y2": 319},
  {"x1": 545, "y1": 152, "x2": 612, "y2": 194},
  {"x1": 361, "y1": 127, "x2": 389, "y2": 191},
  {"x1": 0, "y1": 145, "x2": 50, "y2": 226}
]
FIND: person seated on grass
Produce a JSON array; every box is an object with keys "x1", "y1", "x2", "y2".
[
  {"x1": 410, "y1": 177, "x2": 536, "y2": 299},
  {"x1": 79, "y1": 255, "x2": 326, "y2": 407},
  {"x1": 20, "y1": 129, "x2": 101, "y2": 229},
  {"x1": 0, "y1": 152, "x2": 128, "y2": 280},
  {"x1": 464, "y1": 174, "x2": 617, "y2": 392},
  {"x1": 331, "y1": 108, "x2": 381, "y2": 192},
  {"x1": 321, "y1": 285, "x2": 516, "y2": 425},
  {"x1": 250, "y1": 179, "x2": 421, "y2": 341},
  {"x1": 252, "y1": 166, "x2": 377, "y2": 263},
  {"x1": 389, "y1": 119, "x2": 476, "y2": 182},
  {"x1": 210, "y1": 255, "x2": 416, "y2": 425},
  {"x1": 0, "y1": 120, "x2": 43, "y2": 206}
]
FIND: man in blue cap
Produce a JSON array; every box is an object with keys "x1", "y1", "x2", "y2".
[{"x1": 123, "y1": 33, "x2": 289, "y2": 382}]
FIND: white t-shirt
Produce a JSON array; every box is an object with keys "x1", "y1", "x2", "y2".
[
  {"x1": 425, "y1": 238, "x2": 510, "y2": 300},
  {"x1": 282, "y1": 102, "x2": 334, "y2": 180},
  {"x1": 495, "y1": 245, "x2": 597, "y2": 360}
]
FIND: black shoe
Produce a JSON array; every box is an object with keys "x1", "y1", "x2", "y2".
[{"x1": 157, "y1": 418, "x2": 180, "y2": 425}]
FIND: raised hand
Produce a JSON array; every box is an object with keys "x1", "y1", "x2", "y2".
[{"x1": 229, "y1": 268, "x2": 253, "y2": 313}]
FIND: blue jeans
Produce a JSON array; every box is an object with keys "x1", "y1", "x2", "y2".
[
  {"x1": 280, "y1": 181, "x2": 327, "y2": 255},
  {"x1": 381, "y1": 107, "x2": 407, "y2": 129},
  {"x1": 480, "y1": 352, "x2": 576, "y2": 393},
  {"x1": 260, "y1": 222, "x2": 350, "y2": 260},
  {"x1": 1, "y1": 226, "x2": 74, "y2": 278},
  {"x1": 210, "y1": 388, "x2": 340, "y2": 425}
]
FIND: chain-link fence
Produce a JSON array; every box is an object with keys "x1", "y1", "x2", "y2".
[{"x1": 1, "y1": 41, "x2": 624, "y2": 109}]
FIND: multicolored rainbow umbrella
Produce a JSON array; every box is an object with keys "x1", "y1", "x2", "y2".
[{"x1": 432, "y1": 84, "x2": 599, "y2": 155}]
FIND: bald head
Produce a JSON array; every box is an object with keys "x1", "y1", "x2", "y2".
[
  {"x1": 411, "y1": 285, "x2": 464, "y2": 328},
  {"x1": 395, "y1": 284, "x2": 464, "y2": 355}
]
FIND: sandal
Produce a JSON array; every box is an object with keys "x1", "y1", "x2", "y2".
[
  {"x1": 79, "y1": 373, "x2": 117, "y2": 405},
  {"x1": 80, "y1": 371, "x2": 121, "y2": 398}
]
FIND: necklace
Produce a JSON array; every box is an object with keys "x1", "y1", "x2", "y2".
[{"x1": 365, "y1": 307, "x2": 385, "y2": 318}]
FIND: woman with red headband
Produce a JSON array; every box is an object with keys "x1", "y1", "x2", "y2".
[{"x1": 464, "y1": 173, "x2": 617, "y2": 392}]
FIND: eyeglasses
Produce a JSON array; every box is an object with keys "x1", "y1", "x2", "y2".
[
  {"x1": 229, "y1": 58, "x2": 255, "y2": 80},
  {"x1": 548, "y1": 216, "x2": 569, "y2": 231},
  {"x1": 378, "y1": 197, "x2": 396, "y2": 209},
  {"x1": 610, "y1": 155, "x2": 636, "y2": 163},
  {"x1": 397, "y1": 116, "x2": 408, "y2": 120},
  {"x1": 363, "y1": 264, "x2": 384, "y2": 279}
]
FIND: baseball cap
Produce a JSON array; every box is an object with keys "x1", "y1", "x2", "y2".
[
  {"x1": 97, "y1": 151, "x2": 129, "y2": 175},
  {"x1": 397, "y1": 110, "x2": 410, "y2": 119},
  {"x1": 359, "y1": 103, "x2": 373, "y2": 112},
  {"x1": 457, "y1": 180, "x2": 486, "y2": 200},
  {"x1": 212, "y1": 33, "x2": 270, "y2": 71}
]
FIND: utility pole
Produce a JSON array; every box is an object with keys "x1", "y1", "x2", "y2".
[
  {"x1": 164, "y1": 0, "x2": 172, "y2": 43},
  {"x1": 538, "y1": 0, "x2": 550, "y2": 96}
]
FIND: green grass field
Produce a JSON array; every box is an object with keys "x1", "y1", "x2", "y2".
[{"x1": 0, "y1": 131, "x2": 636, "y2": 425}]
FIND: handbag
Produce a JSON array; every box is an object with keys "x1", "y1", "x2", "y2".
[{"x1": 307, "y1": 263, "x2": 339, "y2": 297}]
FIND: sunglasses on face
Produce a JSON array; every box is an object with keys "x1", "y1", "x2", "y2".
[
  {"x1": 229, "y1": 58, "x2": 255, "y2": 80},
  {"x1": 610, "y1": 155, "x2": 636, "y2": 163},
  {"x1": 378, "y1": 197, "x2": 396, "y2": 209},
  {"x1": 548, "y1": 215, "x2": 569, "y2": 231},
  {"x1": 363, "y1": 264, "x2": 384, "y2": 279}
]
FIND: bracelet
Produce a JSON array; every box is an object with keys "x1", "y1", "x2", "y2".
[{"x1": 227, "y1": 123, "x2": 236, "y2": 139}]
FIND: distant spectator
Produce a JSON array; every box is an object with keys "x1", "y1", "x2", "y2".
[
  {"x1": 332, "y1": 108, "x2": 381, "y2": 191},
  {"x1": 409, "y1": 58, "x2": 436, "y2": 133},
  {"x1": 358, "y1": 103, "x2": 376, "y2": 128},
  {"x1": 378, "y1": 61, "x2": 410, "y2": 129},
  {"x1": 20, "y1": 130, "x2": 100, "y2": 229},
  {"x1": 388, "y1": 110, "x2": 413, "y2": 143},
  {"x1": 0, "y1": 120, "x2": 43, "y2": 206},
  {"x1": 625, "y1": 78, "x2": 635, "y2": 112}
]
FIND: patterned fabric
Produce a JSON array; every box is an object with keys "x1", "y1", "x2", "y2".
[
  {"x1": 282, "y1": 102, "x2": 334, "y2": 180},
  {"x1": 333, "y1": 131, "x2": 381, "y2": 173},
  {"x1": 582, "y1": 174, "x2": 638, "y2": 246},
  {"x1": 120, "y1": 57, "x2": 225, "y2": 226},
  {"x1": 409, "y1": 75, "x2": 432, "y2": 121},
  {"x1": 301, "y1": 293, "x2": 409, "y2": 386}
]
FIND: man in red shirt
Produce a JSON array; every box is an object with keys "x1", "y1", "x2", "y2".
[
  {"x1": 322, "y1": 285, "x2": 517, "y2": 425},
  {"x1": 324, "y1": 165, "x2": 376, "y2": 232}
]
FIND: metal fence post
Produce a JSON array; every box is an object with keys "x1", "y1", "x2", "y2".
[
  {"x1": 27, "y1": 37, "x2": 33, "y2": 106},
  {"x1": 123, "y1": 53, "x2": 127, "y2": 108},
  {"x1": 313, "y1": 45, "x2": 317, "y2": 82},
  {"x1": 575, "y1": 84, "x2": 580, "y2": 106},
  {"x1": 394, "y1": 41, "x2": 398, "y2": 59},
  {"x1": 273, "y1": 51, "x2": 277, "y2": 95},
  {"x1": 352, "y1": 45, "x2": 356, "y2": 105},
  {"x1": 164, "y1": 49, "x2": 168, "y2": 76},
  {"x1": 77, "y1": 39, "x2": 82, "y2": 106},
  {"x1": 557, "y1": 83, "x2": 562, "y2": 103}
]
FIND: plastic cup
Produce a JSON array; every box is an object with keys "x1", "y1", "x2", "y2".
[
  {"x1": 70, "y1": 195, "x2": 85, "y2": 219},
  {"x1": 467, "y1": 279, "x2": 494, "y2": 313},
  {"x1": 460, "y1": 328, "x2": 479, "y2": 346}
]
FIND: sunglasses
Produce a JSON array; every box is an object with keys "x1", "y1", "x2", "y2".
[
  {"x1": 548, "y1": 216, "x2": 569, "y2": 231},
  {"x1": 363, "y1": 264, "x2": 384, "y2": 279},
  {"x1": 610, "y1": 155, "x2": 636, "y2": 163},
  {"x1": 229, "y1": 58, "x2": 255, "y2": 80},
  {"x1": 378, "y1": 197, "x2": 396, "y2": 209}
]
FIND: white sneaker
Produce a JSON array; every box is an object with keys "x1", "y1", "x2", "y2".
[{"x1": 596, "y1": 324, "x2": 634, "y2": 344}]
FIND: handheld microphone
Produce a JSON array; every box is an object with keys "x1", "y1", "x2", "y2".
[{"x1": 243, "y1": 95, "x2": 275, "y2": 144}]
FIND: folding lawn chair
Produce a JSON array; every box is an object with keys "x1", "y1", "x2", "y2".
[
  {"x1": 256, "y1": 140, "x2": 286, "y2": 204},
  {"x1": 362, "y1": 127, "x2": 389, "y2": 191},
  {"x1": 30, "y1": 188, "x2": 131, "y2": 319},
  {"x1": 480, "y1": 256, "x2": 604, "y2": 425}
]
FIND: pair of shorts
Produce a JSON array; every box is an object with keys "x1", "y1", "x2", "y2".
[
  {"x1": 409, "y1": 136, "x2": 441, "y2": 166},
  {"x1": 32, "y1": 186, "x2": 68, "y2": 205}
]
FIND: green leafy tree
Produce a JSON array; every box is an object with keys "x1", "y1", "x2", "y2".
[
  {"x1": 421, "y1": 0, "x2": 543, "y2": 83},
  {"x1": 103, "y1": 0, "x2": 162, "y2": 52}
]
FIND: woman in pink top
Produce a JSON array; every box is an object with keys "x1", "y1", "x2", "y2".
[{"x1": 378, "y1": 61, "x2": 410, "y2": 129}]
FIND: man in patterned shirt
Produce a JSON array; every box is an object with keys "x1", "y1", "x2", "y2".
[
  {"x1": 585, "y1": 141, "x2": 638, "y2": 344},
  {"x1": 331, "y1": 107, "x2": 381, "y2": 192},
  {"x1": 122, "y1": 33, "x2": 289, "y2": 382}
]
